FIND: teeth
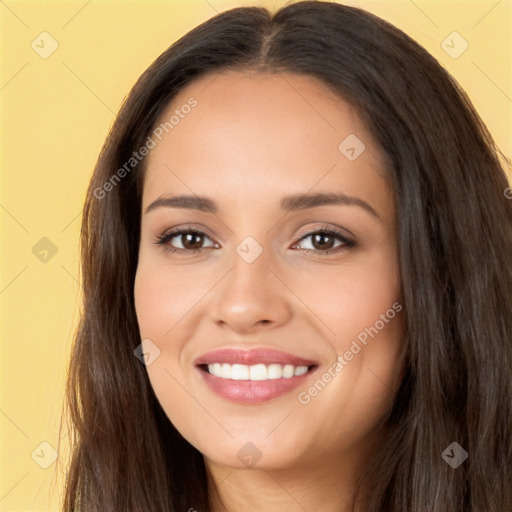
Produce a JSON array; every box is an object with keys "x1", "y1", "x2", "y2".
[
  {"x1": 267, "y1": 364, "x2": 283, "y2": 379},
  {"x1": 283, "y1": 364, "x2": 295, "y2": 378},
  {"x1": 221, "y1": 363, "x2": 231, "y2": 379},
  {"x1": 250, "y1": 363, "x2": 267, "y2": 380},
  {"x1": 206, "y1": 363, "x2": 310, "y2": 380},
  {"x1": 294, "y1": 365, "x2": 308, "y2": 376},
  {"x1": 231, "y1": 364, "x2": 249, "y2": 380}
]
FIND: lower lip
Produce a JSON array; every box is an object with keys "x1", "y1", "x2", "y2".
[{"x1": 198, "y1": 366, "x2": 316, "y2": 404}]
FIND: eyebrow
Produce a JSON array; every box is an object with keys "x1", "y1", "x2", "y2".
[{"x1": 144, "y1": 192, "x2": 381, "y2": 220}]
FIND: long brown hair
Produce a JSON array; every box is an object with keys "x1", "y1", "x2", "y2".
[{"x1": 59, "y1": 1, "x2": 512, "y2": 510}]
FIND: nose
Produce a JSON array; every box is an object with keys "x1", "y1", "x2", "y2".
[{"x1": 209, "y1": 249, "x2": 292, "y2": 334}]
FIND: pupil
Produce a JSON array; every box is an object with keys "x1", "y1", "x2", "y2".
[
  {"x1": 184, "y1": 233, "x2": 203, "y2": 249},
  {"x1": 313, "y1": 233, "x2": 333, "y2": 250}
]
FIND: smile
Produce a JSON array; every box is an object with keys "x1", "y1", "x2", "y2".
[
  {"x1": 194, "y1": 348, "x2": 319, "y2": 404},
  {"x1": 205, "y1": 362, "x2": 310, "y2": 380}
]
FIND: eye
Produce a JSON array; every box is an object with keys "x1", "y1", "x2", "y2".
[
  {"x1": 154, "y1": 225, "x2": 356, "y2": 255},
  {"x1": 291, "y1": 227, "x2": 356, "y2": 254},
  {"x1": 154, "y1": 228, "x2": 218, "y2": 253}
]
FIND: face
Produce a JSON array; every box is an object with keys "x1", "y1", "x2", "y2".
[{"x1": 134, "y1": 70, "x2": 405, "y2": 473}]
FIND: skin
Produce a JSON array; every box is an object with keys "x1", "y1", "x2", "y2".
[{"x1": 134, "y1": 70, "x2": 405, "y2": 512}]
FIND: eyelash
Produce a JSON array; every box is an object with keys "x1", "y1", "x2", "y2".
[{"x1": 153, "y1": 225, "x2": 356, "y2": 256}]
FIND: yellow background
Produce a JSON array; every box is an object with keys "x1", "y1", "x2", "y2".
[{"x1": 1, "y1": 0, "x2": 510, "y2": 510}]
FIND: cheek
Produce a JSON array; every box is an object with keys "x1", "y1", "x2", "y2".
[
  {"x1": 336, "y1": 268, "x2": 402, "y2": 350},
  {"x1": 133, "y1": 263, "x2": 201, "y2": 429},
  {"x1": 297, "y1": 243, "x2": 403, "y2": 350},
  {"x1": 133, "y1": 263, "x2": 192, "y2": 386},
  {"x1": 134, "y1": 261, "x2": 205, "y2": 338},
  {"x1": 134, "y1": 267, "x2": 170, "y2": 338},
  {"x1": 292, "y1": 246, "x2": 404, "y2": 430}
]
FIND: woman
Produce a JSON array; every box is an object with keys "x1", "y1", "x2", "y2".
[{"x1": 60, "y1": 1, "x2": 512, "y2": 510}]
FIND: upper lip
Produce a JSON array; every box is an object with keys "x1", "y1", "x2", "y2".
[{"x1": 194, "y1": 348, "x2": 318, "y2": 367}]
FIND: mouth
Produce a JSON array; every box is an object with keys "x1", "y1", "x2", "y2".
[{"x1": 194, "y1": 348, "x2": 319, "y2": 404}]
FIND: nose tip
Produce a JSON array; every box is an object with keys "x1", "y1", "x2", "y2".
[{"x1": 209, "y1": 255, "x2": 292, "y2": 334}]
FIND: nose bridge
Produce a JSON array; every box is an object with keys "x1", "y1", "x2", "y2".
[
  {"x1": 210, "y1": 238, "x2": 291, "y2": 331},
  {"x1": 230, "y1": 242, "x2": 270, "y2": 294}
]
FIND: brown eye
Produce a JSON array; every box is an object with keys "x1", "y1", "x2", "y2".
[
  {"x1": 310, "y1": 233, "x2": 337, "y2": 251},
  {"x1": 178, "y1": 232, "x2": 205, "y2": 250},
  {"x1": 155, "y1": 229, "x2": 217, "y2": 252},
  {"x1": 293, "y1": 228, "x2": 356, "y2": 254}
]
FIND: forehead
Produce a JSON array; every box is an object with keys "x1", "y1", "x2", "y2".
[
  {"x1": 142, "y1": 71, "x2": 392, "y2": 222},
  {"x1": 150, "y1": 70, "x2": 370, "y2": 159}
]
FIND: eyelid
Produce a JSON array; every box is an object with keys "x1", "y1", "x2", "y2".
[
  {"x1": 155, "y1": 223, "x2": 216, "y2": 241},
  {"x1": 154, "y1": 226, "x2": 217, "y2": 250},
  {"x1": 294, "y1": 224, "x2": 355, "y2": 244},
  {"x1": 291, "y1": 226, "x2": 356, "y2": 251},
  {"x1": 153, "y1": 224, "x2": 356, "y2": 254}
]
